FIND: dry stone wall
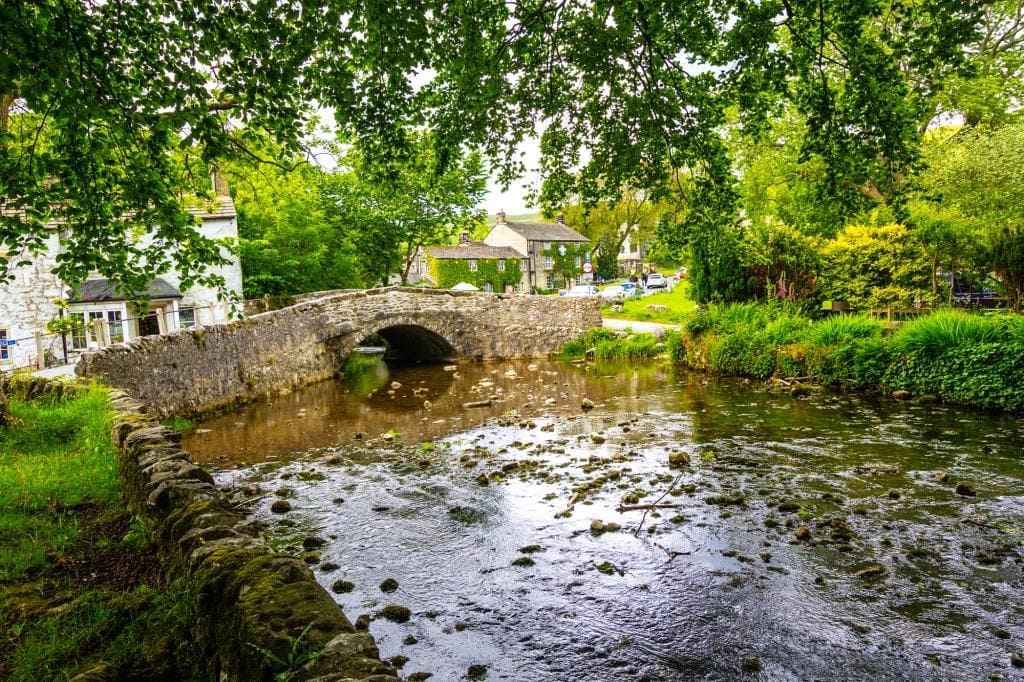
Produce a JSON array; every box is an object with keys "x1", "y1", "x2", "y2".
[
  {"x1": 107, "y1": 390, "x2": 399, "y2": 682},
  {"x1": 77, "y1": 287, "x2": 602, "y2": 417}
]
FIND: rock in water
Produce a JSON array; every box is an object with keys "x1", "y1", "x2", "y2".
[
  {"x1": 955, "y1": 481, "x2": 977, "y2": 497},
  {"x1": 669, "y1": 451, "x2": 691, "y2": 467},
  {"x1": 581, "y1": 397, "x2": 595, "y2": 410}
]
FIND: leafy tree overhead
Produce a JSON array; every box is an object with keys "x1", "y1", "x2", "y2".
[
  {"x1": 3, "y1": 0, "x2": 989, "y2": 297},
  {"x1": 320, "y1": 132, "x2": 486, "y2": 286},
  {"x1": 228, "y1": 153, "x2": 362, "y2": 299}
]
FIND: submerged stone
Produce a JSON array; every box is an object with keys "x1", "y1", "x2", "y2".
[
  {"x1": 331, "y1": 579, "x2": 355, "y2": 593},
  {"x1": 379, "y1": 604, "x2": 412, "y2": 623},
  {"x1": 956, "y1": 482, "x2": 977, "y2": 497},
  {"x1": 380, "y1": 577, "x2": 400, "y2": 593},
  {"x1": 270, "y1": 499, "x2": 292, "y2": 513}
]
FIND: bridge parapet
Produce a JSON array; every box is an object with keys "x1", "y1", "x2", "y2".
[{"x1": 77, "y1": 287, "x2": 602, "y2": 417}]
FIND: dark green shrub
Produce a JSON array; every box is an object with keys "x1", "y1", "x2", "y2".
[
  {"x1": 807, "y1": 337, "x2": 889, "y2": 389},
  {"x1": 891, "y1": 311, "x2": 1007, "y2": 358}
]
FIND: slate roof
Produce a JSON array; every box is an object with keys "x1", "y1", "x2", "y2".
[
  {"x1": 0, "y1": 195, "x2": 236, "y2": 227},
  {"x1": 501, "y1": 221, "x2": 590, "y2": 243},
  {"x1": 426, "y1": 242, "x2": 525, "y2": 260},
  {"x1": 72, "y1": 277, "x2": 183, "y2": 303}
]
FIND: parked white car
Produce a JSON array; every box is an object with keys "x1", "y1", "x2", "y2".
[
  {"x1": 564, "y1": 285, "x2": 600, "y2": 297},
  {"x1": 646, "y1": 273, "x2": 668, "y2": 289},
  {"x1": 599, "y1": 285, "x2": 629, "y2": 301}
]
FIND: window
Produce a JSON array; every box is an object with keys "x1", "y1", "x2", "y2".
[
  {"x1": 469, "y1": 259, "x2": 478, "y2": 272},
  {"x1": 72, "y1": 312, "x2": 103, "y2": 349},
  {"x1": 574, "y1": 255, "x2": 582, "y2": 267},
  {"x1": 498, "y1": 259, "x2": 505, "y2": 272},
  {"x1": 521, "y1": 259, "x2": 529, "y2": 271},
  {"x1": 107, "y1": 310, "x2": 124, "y2": 343},
  {"x1": 0, "y1": 328, "x2": 9, "y2": 363},
  {"x1": 545, "y1": 275, "x2": 554, "y2": 289},
  {"x1": 179, "y1": 308, "x2": 196, "y2": 329},
  {"x1": 483, "y1": 282, "x2": 493, "y2": 293},
  {"x1": 544, "y1": 256, "x2": 553, "y2": 269}
]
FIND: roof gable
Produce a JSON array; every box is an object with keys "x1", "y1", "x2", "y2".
[{"x1": 500, "y1": 221, "x2": 590, "y2": 242}]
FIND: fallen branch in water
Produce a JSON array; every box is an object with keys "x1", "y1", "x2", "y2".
[
  {"x1": 633, "y1": 473, "x2": 684, "y2": 537},
  {"x1": 616, "y1": 503, "x2": 685, "y2": 512},
  {"x1": 654, "y1": 542, "x2": 691, "y2": 563},
  {"x1": 555, "y1": 492, "x2": 581, "y2": 518},
  {"x1": 233, "y1": 492, "x2": 271, "y2": 509}
]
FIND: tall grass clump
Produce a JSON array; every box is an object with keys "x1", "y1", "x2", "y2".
[
  {"x1": 683, "y1": 302, "x2": 809, "y2": 378},
  {"x1": 891, "y1": 311, "x2": 1006, "y2": 358},
  {"x1": 557, "y1": 328, "x2": 617, "y2": 359},
  {"x1": 593, "y1": 333, "x2": 660, "y2": 359},
  {"x1": 808, "y1": 314, "x2": 886, "y2": 347}
]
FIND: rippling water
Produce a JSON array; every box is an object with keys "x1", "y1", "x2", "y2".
[{"x1": 187, "y1": 359, "x2": 1024, "y2": 681}]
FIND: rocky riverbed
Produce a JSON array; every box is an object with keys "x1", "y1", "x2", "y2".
[{"x1": 187, "y1": 358, "x2": 1024, "y2": 681}]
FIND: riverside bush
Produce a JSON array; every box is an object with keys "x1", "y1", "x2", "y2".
[
  {"x1": 674, "y1": 303, "x2": 1024, "y2": 411},
  {"x1": 891, "y1": 311, "x2": 1018, "y2": 358}
]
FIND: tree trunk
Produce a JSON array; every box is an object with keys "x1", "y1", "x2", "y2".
[{"x1": 931, "y1": 252, "x2": 939, "y2": 298}]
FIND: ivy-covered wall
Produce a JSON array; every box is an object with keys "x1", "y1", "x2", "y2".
[
  {"x1": 542, "y1": 243, "x2": 591, "y2": 288},
  {"x1": 427, "y1": 256, "x2": 524, "y2": 292}
]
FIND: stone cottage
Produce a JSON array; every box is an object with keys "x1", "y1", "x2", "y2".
[
  {"x1": 0, "y1": 187, "x2": 242, "y2": 371},
  {"x1": 482, "y1": 212, "x2": 591, "y2": 291},
  {"x1": 425, "y1": 233, "x2": 527, "y2": 292}
]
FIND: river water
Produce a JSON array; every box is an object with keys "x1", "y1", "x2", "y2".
[{"x1": 186, "y1": 358, "x2": 1024, "y2": 681}]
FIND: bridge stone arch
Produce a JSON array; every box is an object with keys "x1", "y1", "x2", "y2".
[{"x1": 78, "y1": 287, "x2": 603, "y2": 417}]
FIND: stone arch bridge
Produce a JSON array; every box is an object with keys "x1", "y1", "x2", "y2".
[{"x1": 77, "y1": 287, "x2": 602, "y2": 417}]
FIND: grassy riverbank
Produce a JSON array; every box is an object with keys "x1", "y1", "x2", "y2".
[
  {"x1": 603, "y1": 282, "x2": 696, "y2": 324},
  {"x1": 0, "y1": 384, "x2": 202, "y2": 680},
  {"x1": 675, "y1": 304, "x2": 1024, "y2": 411}
]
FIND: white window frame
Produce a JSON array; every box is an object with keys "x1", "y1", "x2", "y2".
[
  {"x1": 107, "y1": 310, "x2": 124, "y2": 344},
  {"x1": 544, "y1": 256, "x2": 553, "y2": 269},
  {"x1": 498, "y1": 259, "x2": 505, "y2": 272},
  {"x1": 469, "y1": 259, "x2": 478, "y2": 272},
  {"x1": 178, "y1": 307, "x2": 197, "y2": 329}
]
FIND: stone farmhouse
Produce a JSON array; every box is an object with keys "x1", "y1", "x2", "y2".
[
  {"x1": 0, "y1": 186, "x2": 242, "y2": 371},
  {"x1": 425, "y1": 212, "x2": 591, "y2": 292}
]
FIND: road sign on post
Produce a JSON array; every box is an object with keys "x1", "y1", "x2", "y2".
[{"x1": 582, "y1": 261, "x2": 593, "y2": 274}]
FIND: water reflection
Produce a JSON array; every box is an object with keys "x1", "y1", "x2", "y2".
[{"x1": 191, "y1": 359, "x2": 1024, "y2": 681}]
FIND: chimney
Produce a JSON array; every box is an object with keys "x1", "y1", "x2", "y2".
[
  {"x1": 459, "y1": 231, "x2": 470, "y2": 244},
  {"x1": 210, "y1": 165, "x2": 230, "y2": 196},
  {"x1": 556, "y1": 212, "x2": 565, "y2": 225},
  {"x1": 496, "y1": 210, "x2": 506, "y2": 225}
]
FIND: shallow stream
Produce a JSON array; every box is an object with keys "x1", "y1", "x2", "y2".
[{"x1": 186, "y1": 358, "x2": 1024, "y2": 681}]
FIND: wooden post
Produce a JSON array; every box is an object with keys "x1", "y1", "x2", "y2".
[{"x1": 34, "y1": 332, "x2": 44, "y2": 369}]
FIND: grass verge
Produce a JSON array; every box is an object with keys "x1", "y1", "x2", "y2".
[
  {"x1": 603, "y1": 282, "x2": 697, "y2": 324},
  {"x1": 0, "y1": 384, "x2": 204, "y2": 680}
]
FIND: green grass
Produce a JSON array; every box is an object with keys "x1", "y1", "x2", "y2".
[
  {"x1": 807, "y1": 314, "x2": 886, "y2": 347},
  {"x1": 603, "y1": 282, "x2": 697, "y2": 324},
  {"x1": 161, "y1": 416, "x2": 196, "y2": 435},
  {"x1": 557, "y1": 328, "x2": 662, "y2": 360},
  {"x1": 890, "y1": 310, "x2": 1017, "y2": 358},
  {"x1": 0, "y1": 385, "x2": 119, "y2": 581},
  {"x1": 0, "y1": 385, "x2": 204, "y2": 679}
]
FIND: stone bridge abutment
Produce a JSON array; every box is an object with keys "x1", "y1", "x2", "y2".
[{"x1": 77, "y1": 287, "x2": 602, "y2": 417}]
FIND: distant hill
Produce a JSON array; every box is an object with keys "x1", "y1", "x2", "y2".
[{"x1": 489, "y1": 211, "x2": 543, "y2": 223}]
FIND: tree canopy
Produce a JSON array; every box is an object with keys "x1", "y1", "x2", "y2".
[{"x1": 2, "y1": 0, "x2": 992, "y2": 300}]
